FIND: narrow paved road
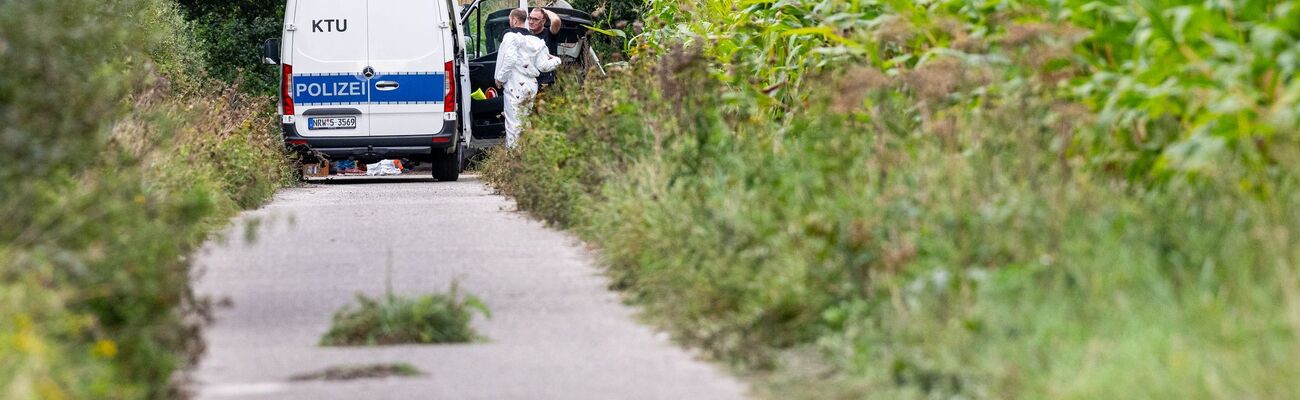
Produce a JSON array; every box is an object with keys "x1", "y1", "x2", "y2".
[{"x1": 192, "y1": 175, "x2": 747, "y2": 399}]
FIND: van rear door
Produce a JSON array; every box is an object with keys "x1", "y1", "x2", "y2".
[
  {"x1": 288, "y1": 0, "x2": 371, "y2": 138},
  {"x1": 367, "y1": 0, "x2": 450, "y2": 137}
]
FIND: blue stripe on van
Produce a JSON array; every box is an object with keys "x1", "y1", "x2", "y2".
[
  {"x1": 293, "y1": 74, "x2": 369, "y2": 105},
  {"x1": 370, "y1": 73, "x2": 445, "y2": 104},
  {"x1": 292, "y1": 72, "x2": 446, "y2": 106}
]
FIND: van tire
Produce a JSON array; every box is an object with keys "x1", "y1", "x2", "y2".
[{"x1": 431, "y1": 142, "x2": 462, "y2": 182}]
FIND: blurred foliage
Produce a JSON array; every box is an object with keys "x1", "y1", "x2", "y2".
[
  {"x1": 485, "y1": 0, "x2": 1300, "y2": 398},
  {"x1": 1, "y1": 0, "x2": 290, "y2": 398},
  {"x1": 637, "y1": 0, "x2": 1299, "y2": 185}
]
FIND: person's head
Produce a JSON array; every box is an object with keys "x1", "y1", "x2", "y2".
[
  {"x1": 509, "y1": 8, "x2": 527, "y2": 28},
  {"x1": 528, "y1": 8, "x2": 546, "y2": 34}
]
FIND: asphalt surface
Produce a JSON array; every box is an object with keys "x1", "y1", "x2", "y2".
[{"x1": 191, "y1": 174, "x2": 748, "y2": 400}]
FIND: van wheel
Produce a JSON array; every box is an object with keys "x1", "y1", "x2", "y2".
[{"x1": 431, "y1": 142, "x2": 462, "y2": 182}]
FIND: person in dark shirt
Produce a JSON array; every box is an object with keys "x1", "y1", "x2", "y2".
[{"x1": 528, "y1": 8, "x2": 562, "y2": 85}]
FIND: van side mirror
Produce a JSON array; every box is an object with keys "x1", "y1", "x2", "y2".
[{"x1": 262, "y1": 38, "x2": 281, "y2": 65}]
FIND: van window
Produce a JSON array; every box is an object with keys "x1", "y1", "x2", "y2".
[{"x1": 464, "y1": 6, "x2": 482, "y2": 58}]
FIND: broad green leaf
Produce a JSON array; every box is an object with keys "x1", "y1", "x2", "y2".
[{"x1": 584, "y1": 24, "x2": 627, "y2": 38}]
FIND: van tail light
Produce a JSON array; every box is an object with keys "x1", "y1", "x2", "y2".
[
  {"x1": 444, "y1": 60, "x2": 456, "y2": 113},
  {"x1": 281, "y1": 64, "x2": 295, "y2": 116}
]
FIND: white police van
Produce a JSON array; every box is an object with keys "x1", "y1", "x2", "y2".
[{"x1": 263, "y1": 0, "x2": 473, "y2": 181}]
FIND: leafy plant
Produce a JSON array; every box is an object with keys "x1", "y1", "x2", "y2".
[{"x1": 321, "y1": 284, "x2": 491, "y2": 346}]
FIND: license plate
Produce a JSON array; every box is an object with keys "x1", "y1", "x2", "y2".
[{"x1": 308, "y1": 116, "x2": 357, "y2": 130}]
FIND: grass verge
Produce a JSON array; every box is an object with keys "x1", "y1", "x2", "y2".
[{"x1": 483, "y1": 50, "x2": 1299, "y2": 400}]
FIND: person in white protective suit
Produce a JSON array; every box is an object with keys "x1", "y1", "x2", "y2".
[{"x1": 495, "y1": 8, "x2": 561, "y2": 147}]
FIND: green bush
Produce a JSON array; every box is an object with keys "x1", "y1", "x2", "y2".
[
  {"x1": 187, "y1": 12, "x2": 283, "y2": 95},
  {"x1": 1, "y1": 0, "x2": 290, "y2": 398},
  {"x1": 1, "y1": 0, "x2": 150, "y2": 184},
  {"x1": 176, "y1": 0, "x2": 284, "y2": 94},
  {"x1": 484, "y1": 10, "x2": 1299, "y2": 399}
]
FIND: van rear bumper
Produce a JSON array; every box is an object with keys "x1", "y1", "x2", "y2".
[{"x1": 281, "y1": 121, "x2": 456, "y2": 161}]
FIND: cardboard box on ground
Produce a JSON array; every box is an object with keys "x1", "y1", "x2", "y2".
[{"x1": 302, "y1": 160, "x2": 329, "y2": 177}]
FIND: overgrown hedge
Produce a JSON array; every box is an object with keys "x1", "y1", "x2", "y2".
[
  {"x1": 485, "y1": 1, "x2": 1299, "y2": 398},
  {"x1": 0, "y1": 0, "x2": 289, "y2": 398},
  {"x1": 176, "y1": 0, "x2": 284, "y2": 95}
]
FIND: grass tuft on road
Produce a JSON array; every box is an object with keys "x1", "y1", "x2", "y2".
[{"x1": 321, "y1": 284, "x2": 491, "y2": 346}]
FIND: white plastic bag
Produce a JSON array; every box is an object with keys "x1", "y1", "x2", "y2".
[{"x1": 365, "y1": 160, "x2": 402, "y2": 176}]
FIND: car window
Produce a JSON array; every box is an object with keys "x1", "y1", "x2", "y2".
[{"x1": 464, "y1": 0, "x2": 517, "y2": 58}]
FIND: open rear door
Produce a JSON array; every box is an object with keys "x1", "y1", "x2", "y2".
[{"x1": 463, "y1": 6, "x2": 513, "y2": 142}]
